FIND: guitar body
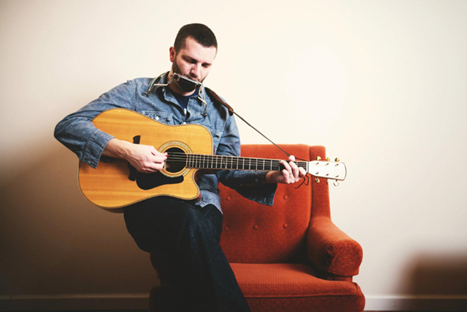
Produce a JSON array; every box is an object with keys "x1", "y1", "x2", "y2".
[{"x1": 78, "y1": 108, "x2": 213, "y2": 210}]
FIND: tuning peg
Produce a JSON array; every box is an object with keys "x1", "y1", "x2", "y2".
[
  {"x1": 326, "y1": 157, "x2": 330, "y2": 161},
  {"x1": 315, "y1": 178, "x2": 320, "y2": 183},
  {"x1": 335, "y1": 157, "x2": 340, "y2": 162},
  {"x1": 316, "y1": 156, "x2": 321, "y2": 161}
]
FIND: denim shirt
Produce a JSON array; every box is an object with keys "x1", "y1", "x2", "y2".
[{"x1": 54, "y1": 72, "x2": 277, "y2": 212}]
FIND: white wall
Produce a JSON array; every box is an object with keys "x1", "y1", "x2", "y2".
[{"x1": 1, "y1": 0, "x2": 466, "y2": 310}]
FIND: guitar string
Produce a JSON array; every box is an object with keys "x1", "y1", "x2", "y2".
[
  {"x1": 165, "y1": 152, "x2": 307, "y2": 170},
  {"x1": 166, "y1": 152, "x2": 305, "y2": 163},
  {"x1": 166, "y1": 155, "x2": 308, "y2": 166}
]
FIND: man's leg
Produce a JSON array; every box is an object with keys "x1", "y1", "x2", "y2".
[{"x1": 123, "y1": 197, "x2": 250, "y2": 312}]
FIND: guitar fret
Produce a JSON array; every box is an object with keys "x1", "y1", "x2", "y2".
[{"x1": 187, "y1": 155, "x2": 306, "y2": 172}]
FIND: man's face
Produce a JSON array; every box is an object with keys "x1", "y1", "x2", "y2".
[{"x1": 169, "y1": 37, "x2": 217, "y2": 94}]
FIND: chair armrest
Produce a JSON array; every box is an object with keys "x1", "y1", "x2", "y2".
[{"x1": 307, "y1": 216, "x2": 363, "y2": 278}]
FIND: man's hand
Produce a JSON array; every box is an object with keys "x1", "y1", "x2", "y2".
[
  {"x1": 265, "y1": 155, "x2": 307, "y2": 184},
  {"x1": 102, "y1": 138, "x2": 167, "y2": 173}
]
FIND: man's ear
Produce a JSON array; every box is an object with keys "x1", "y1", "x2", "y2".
[{"x1": 169, "y1": 46, "x2": 176, "y2": 62}]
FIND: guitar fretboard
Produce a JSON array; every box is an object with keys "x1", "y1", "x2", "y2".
[{"x1": 183, "y1": 154, "x2": 308, "y2": 172}]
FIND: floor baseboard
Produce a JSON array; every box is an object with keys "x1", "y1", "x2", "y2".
[
  {"x1": 0, "y1": 294, "x2": 149, "y2": 311},
  {"x1": 364, "y1": 295, "x2": 467, "y2": 311},
  {"x1": 2, "y1": 294, "x2": 467, "y2": 311}
]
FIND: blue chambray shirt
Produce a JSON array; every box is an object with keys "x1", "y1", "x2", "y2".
[{"x1": 54, "y1": 72, "x2": 277, "y2": 213}]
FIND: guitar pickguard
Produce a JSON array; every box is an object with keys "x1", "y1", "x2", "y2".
[{"x1": 135, "y1": 171, "x2": 184, "y2": 190}]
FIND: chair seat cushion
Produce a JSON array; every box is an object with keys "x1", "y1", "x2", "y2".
[{"x1": 230, "y1": 263, "x2": 365, "y2": 312}]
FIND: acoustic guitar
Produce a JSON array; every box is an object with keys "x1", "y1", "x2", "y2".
[{"x1": 78, "y1": 108, "x2": 346, "y2": 209}]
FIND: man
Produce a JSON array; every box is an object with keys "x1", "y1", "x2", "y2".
[{"x1": 55, "y1": 24, "x2": 306, "y2": 312}]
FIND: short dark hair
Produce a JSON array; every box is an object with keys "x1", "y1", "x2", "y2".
[{"x1": 174, "y1": 23, "x2": 218, "y2": 52}]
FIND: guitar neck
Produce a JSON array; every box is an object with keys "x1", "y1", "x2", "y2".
[
  {"x1": 168, "y1": 152, "x2": 346, "y2": 181},
  {"x1": 184, "y1": 154, "x2": 308, "y2": 172}
]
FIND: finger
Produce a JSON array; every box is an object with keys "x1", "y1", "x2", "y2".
[
  {"x1": 141, "y1": 155, "x2": 166, "y2": 172},
  {"x1": 283, "y1": 161, "x2": 296, "y2": 182},
  {"x1": 150, "y1": 147, "x2": 168, "y2": 158},
  {"x1": 281, "y1": 160, "x2": 292, "y2": 174},
  {"x1": 289, "y1": 161, "x2": 299, "y2": 179},
  {"x1": 153, "y1": 162, "x2": 165, "y2": 171},
  {"x1": 153, "y1": 155, "x2": 168, "y2": 163},
  {"x1": 298, "y1": 167, "x2": 307, "y2": 178}
]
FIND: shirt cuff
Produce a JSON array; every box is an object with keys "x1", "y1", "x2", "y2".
[{"x1": 81, "y1": 129, "x2": 115, "y2": 169}]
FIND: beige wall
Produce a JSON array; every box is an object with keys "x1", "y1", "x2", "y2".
[{"x1": 1, "y1": 0, "x2": 467, "y2": 310}]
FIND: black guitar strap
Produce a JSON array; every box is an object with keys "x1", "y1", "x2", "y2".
[{"x1": 205, "y1": 87, "x2": 293, "y2": 158}]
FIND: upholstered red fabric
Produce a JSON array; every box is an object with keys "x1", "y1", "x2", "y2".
[
  {"x1": 150, "y1": 144, "x2": 364, "y2": 312},
  {"x1": 231, "y1": 263, "x2": 364, "y2": 312},
  {"x1": 219, "y1": 144, "x2": 314, "y2": 263}
]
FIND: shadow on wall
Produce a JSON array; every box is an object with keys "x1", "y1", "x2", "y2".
[
  {"x1": 402, "y1": 253, "x2": 467, "y2": 311},
  {"x1": 0, "y1": 143, "x2": 158, "y2": 297}
]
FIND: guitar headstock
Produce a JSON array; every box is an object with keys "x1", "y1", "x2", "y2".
[{"x1": 308, "y1": 157, "x2": 347, "y2": 186}]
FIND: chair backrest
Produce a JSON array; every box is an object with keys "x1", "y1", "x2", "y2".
[{"x1": 219, "y1": 144, "x2": 329, "y2": 263}]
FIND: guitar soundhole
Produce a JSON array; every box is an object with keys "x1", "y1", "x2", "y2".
[{"x1": 165, "y1": 147, "x2": 187, "y2": 173}]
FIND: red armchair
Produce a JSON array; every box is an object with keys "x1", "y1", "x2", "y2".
[
  {"x1": 218, "y1": 144, "x2": 364, "y2": 311},
  {"x1": 150, "y1": 144, "x2": 364, "y2": 312}
]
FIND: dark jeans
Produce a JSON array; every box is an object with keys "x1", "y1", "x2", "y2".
[{"x1": 123, "y1": 197, "x2": 251, "y2": 312}]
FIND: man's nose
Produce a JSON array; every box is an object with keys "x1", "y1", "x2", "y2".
[{"x1": 190, "y1": 64, "x2": 201, "y2": 78}]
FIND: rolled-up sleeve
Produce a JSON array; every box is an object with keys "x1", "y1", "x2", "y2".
[{"x1": 54, "y1": 80, "x2": 136, "y2": 168}]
